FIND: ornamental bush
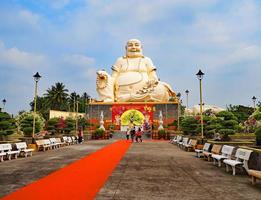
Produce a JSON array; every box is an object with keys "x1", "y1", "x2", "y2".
[
  {"x1": 255, "y1": 127, "x2": 261, "y2": 140},
  {"x1": 158, "y1": 129, "x2": 166, "y2": 138},
  {"x1": 15, "y1": 112, "x2": 45, "y2": 136},
  {"x1": 0, "y1": 112, "x2": 16, "y2": 136},
  {"x1": 180, "y1": 116, "x2": 199, "y2": 135},
  {"x1": 94, "y1": 128, "x2": 105, "y2": 138}
]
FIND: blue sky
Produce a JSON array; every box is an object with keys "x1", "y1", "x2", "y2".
[{"x1": 0, "y1": 0, "x2": 261, "y2": 115}]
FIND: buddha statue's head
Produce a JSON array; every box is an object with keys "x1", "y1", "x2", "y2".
[{"x1": 125, "y1": 39, "x2": 143, "y2": 58}]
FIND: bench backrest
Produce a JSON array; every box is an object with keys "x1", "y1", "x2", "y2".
[
  {"x1": 67, "y1": 137, "x2": 72, "y2": 142},
  {"x1": 15, "y1": 142, "x2": 27, "y2": 150},
  {"x1": 36, "y1": 140, "x2": 45, "y2": 146},
  {"x1": 43, "y1": 139, "x2": 51, "y2": 145},
  {"x1": 49, "y1": 138, "x2": 56, "y2": 144},
  {"x1": 203, "y1": 143, "x2": 211, "y2": 151},
  {"x1": 56, "y1": 138, "x2": 62, "y2": 143},
  {"x1": 182, "y1": 137, "x2": 189, "y2": 145},
  {"x1": 62, "y1": 136, "x2": 68, "y2": 142},
  {"x1": 221, "y1": 145, "x2": 234, "y2": 157},
  {"x1": 0, "y1": 143, "x2": 12, "y2": 152},
  {"x1": 177, "y1": 135, "x2": 182, "y2": 142},
  {"x1": 211, "y1": 144, "x2": 222, "y2": 154},
  {"x1": 190, "y1": 139, "x2": 197, "y2": 146},
  {"x1": 235, "y1": 148, "x2": 253, "y2": 161}
]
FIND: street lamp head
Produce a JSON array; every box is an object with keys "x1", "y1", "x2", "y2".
[
  {"x1": 196, "y1": 69, "x2": 204, "y2": 80},
  {"x1": 252, "y1": 96, "x2": 257, "y2": 102},
  {"x1": 33, "y1": 72, "x2": 41, "y2": 82},
  {"x1": 2, "y1": 99, "x2": 6, "y2": 105},
  {"x1": 185, "y1": 90, "x2": 189, "y2": 94},
  {"x1": 177, "y1": 92, "x2": 181, "y2": 98}
]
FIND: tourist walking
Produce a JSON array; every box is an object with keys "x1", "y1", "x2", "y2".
[
  {"x1": 78, "y1": 127, "x2": 83, "y2": 144},
  {"x1": 135, "y1": 128, "x2": 143, "y2": 143},
  {"x1": 130, "y1": 128, "x2": 135, "y2": 142},
  {"x1": 126, "y1": 128, "x2": 130, "y2": 140}
]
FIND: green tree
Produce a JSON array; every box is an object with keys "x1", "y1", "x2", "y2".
[
  {"x1": 64, "y1": 117, "x2": 76, "y2": 134},
  {"x1": 215, "y1": 111, "x2": 239, "y2": 140},
  {"x1": 30, "y1": 96, "x2": 50, "y2": 120},
  {"x1": 227, "y1": 104, "x2": 254, "y2": 123},
  {"x1": 45, "y1": 82, "x2": 69, "y2": 111},
  {"x1": 45, "y1": 117, "x2": 59, "y2": 134},
  {"x1": 16, "y1": 112, "x2": 45, "y2": 136},
  {"x1": 180, "y1": 116, "x2": 199, "y2": 135},
  {"x1": 0, "y1": 112, "x2": 16, "y2": 136}
]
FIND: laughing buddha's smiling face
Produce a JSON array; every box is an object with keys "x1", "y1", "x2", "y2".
[{"x1": 125, "y1": 39, "x2": 143, "y2": 58}]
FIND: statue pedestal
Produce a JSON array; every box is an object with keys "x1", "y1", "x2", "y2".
[{"x1": 86, "y1": 102, "x2": 178, "y2": 131}]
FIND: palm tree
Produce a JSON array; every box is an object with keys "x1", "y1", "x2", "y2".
[{"x1": 45, "y1": 82, "x2": 69, "y2": 111}]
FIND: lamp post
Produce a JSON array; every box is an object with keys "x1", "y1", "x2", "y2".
[
  {"x1": 252, "y1": 96, "x2": 257, "y2": 110},
  {"x1": 177, "y1": 93, "x2": 181, "y2": 131},
  {"x1": 32, "y1": 72, "x2": 41, "y2": 143},
  {"x1": 185, "y1": 90, "x2": 189, "y2": 114},
  {"x1": 75, "y1": 100, "x2": 79, "y2": 135},
  {"x1": 196, "y1": 69, "x2": 204, "y2": 141},
  {"x1": 2, "y1": 99, "x2": 6, "y2": 112}
]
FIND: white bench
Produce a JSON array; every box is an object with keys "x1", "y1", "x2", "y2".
[
  {"x1": 15, "y1": 142, "x2": 34, "y2": 157},
  {"x1": 36, "y1": 140, "x2": 51, "y2": 151},
  {"x1": 173, "y1": 135, "x2": 182, "y2": 145},
  {"x1": 62, "y1": 136, "x2": 70, "y2": 146},
  {"x1": 49, "y1": 138, "x2": 60, "y2": 149},
  {"x1": 67, "y1": 136, "x2": 74, "y2": 145},
  {"x1": 0, "y1": 143, "x2": 20, "y2": 161},
  {"x1": 55, "y1": 138, "x2": 65, "y2": 147},
  {"x1": 212, "y1": 145, "x2": 235, "y2": 167},
  {"x1": 0, "y1": 144, "x2": 8, "y2": 161},
  {"x1": 184, "y1": 139, "x2": 197, "y2": 151},
  {"x1": 203, "y1": 144, "x2": 222, "y2": 161},
  {"x1": 71, "y1": 136, "x2": 77, "y2": 144},
  {"x1": 195, "y1": 143, "x2": 211, "y2": 158},
  {"x1": 223, "y1": 148, "x2": 253, "y2": 176},
  {"x1": 178, "y1": 137, "x2": 189, "y2": 148}
]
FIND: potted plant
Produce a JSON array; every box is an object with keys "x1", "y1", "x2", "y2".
[
  {"x1": 94, "y1": 128, "x2": 105, "y2": 139},
  {"x1": 158, "y1": 129, "x2": 166, "y2": 140},
  {"x1": 255, "y1": 127, "x2": 261, "y2": 146}
]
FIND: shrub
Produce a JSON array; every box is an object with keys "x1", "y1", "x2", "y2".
[
  {"x1": 219, "y1": 129, "x2": 235, "y2": 136},
  {"x1": 253, "y1": 113, "x2": 261, "y2": 121},
  {"x1": 255, "y1": 127, "x2": 261, "y2": 140},
  {"x1": 0, "y1": 112, "x2": 16, "y2": 136},
  {"x1": 158, "y1": 129, "x2": 166, "y2": 138},
  {"x1": 94, "y1": 128, "x2": 105, "y2": 138},
  {"x1": 23, "y1": 127, "x2": 33, "y2": 136},
  {"x1": 180, "y1": 116, "x2": 199, "y2": 135}
]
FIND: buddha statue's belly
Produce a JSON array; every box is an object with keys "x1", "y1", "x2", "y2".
[{"x1": 117, "y1": 72, "x2": 148, "y2": 94}]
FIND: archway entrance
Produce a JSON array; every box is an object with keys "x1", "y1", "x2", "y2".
[{"x1": 120, "y1": 109, "x2": 145, "y2": 131}]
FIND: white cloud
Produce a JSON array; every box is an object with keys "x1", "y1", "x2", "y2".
[{"x1": 0, "y1": 41, "x2": 48, "y2": 69}]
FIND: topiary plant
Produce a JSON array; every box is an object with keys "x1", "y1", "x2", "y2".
[
  {"x1": 94, "y1": 128, "x2": 105, "y2": 139},
  {"x1": 255, "y1": 127, "x2": 261, "y2": 140},
  {"x1": 158, "y1": 129, "x2": 166, "y2": 139}
]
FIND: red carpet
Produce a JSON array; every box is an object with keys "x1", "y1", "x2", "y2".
[{"x1": 2, "y1": 140, "x2": 131, "y2": 200}]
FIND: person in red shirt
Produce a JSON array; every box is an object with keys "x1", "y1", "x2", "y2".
[{"x1": 135, "y1": 128, "x2": 143, "y2": 143}]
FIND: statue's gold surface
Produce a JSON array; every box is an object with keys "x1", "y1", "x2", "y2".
[{"x1": 96, "y1": 39, "x2": 176, "y2": 102}]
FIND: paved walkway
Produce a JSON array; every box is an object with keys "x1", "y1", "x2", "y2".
[
  {"x1": 96, "y1": 141, "x2": 261, "y2": 200},
  {"x1": 0, "y1": 140, "x2": 260, "y2": 199}
]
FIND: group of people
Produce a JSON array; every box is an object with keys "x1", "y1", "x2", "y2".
[{"x1": 126, "y1": 126, "x2": 143, "y2": 142}]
